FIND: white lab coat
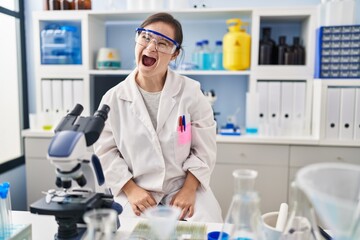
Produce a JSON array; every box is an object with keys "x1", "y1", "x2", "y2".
[{"x1": 94, "y1": 67, "x2": 223, "y2": 222}]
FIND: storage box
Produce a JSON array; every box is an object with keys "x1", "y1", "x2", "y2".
[{"x1": 315, "y1": 25, "x2": 360, "y2": 79}]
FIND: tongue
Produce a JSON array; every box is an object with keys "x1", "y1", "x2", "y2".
[{"x1": 143, "y1": 56, "x2": 156, "y2": 67}]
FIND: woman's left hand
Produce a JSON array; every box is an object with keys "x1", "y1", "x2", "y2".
[{"x1": 170, "y1": 171, "x2": 199, "y2": 220}]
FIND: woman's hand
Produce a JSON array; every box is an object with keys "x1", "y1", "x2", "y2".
[
  {"x1": 170, "y1": 171, "x2": 199, "y2": 220},
  {"x1": 122, "y1": 179, "x2": 157, "y2": 216}
]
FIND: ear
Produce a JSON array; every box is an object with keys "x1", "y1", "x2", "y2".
[{"x1": 171, "y1": 50, "x2": 180, "y2": 61}]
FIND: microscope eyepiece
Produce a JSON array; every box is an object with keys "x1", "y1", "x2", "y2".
[
  {"x1": 94, "y1": 104, "x2": 110, "y2": 122},
  {"x1": 69, "y1": 104, "x2": 84, "y2": 116}
]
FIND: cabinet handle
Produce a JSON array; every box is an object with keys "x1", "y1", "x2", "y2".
[
  {"x1": 240, "y1": 153, "x2": 246, "y2": 158},
  {"x1": 336, "y1": 156, "x2": 344, "y2": 162}
]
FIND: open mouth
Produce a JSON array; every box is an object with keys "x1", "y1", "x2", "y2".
[{"x1": 142, "y1": 55, "x2": 156, "y2": 67}]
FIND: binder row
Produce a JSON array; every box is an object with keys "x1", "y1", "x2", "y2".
[
  {"x1": 41, "y1": 79, "x2": 83, "y2": 114},
  {"x1": 257, "y1": 80, "x2": 307, "y2": 136},
  {"x1": 325, "y1": 87, "x2": 360, "y2": 140}
]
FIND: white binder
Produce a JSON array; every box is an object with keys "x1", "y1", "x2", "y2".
[
  {"x1": 268, "y1": 81, "x2": 281, "y2": 136},
  {"x1": 41, "y1": 79, "x2": 52, "y2": 112},
  {"x1": 292, "y1": 81, "x2": 306, "y2": 136},
  {"x1": 257, "y1": 81, "x2": 269, "y2": 135},
  {"x1": 280, "y1": 81, "x2": 294, "y2": 136},
  {"x1": 51, "y1": 80, "x2": 63, "y2": 114},
  {"x1": 62, "y1": 80, "x2": 74, "y2": 113},
  {"x1": 339, "y1": 87, "x2": 356, "y2": 140},
  {"x1": 72, "y1": 80, "x2": 84, "y2": 107},
  {"x1": 355, "y1": 88, "x2": 360, "y2": 140},
  {"x1": 325, "y1": 87, "x2": 341, "y2": 139}
]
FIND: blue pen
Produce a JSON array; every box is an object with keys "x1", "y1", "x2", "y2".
[{"x1": 182, "y1": 115, "x2": 186, "y2": 131}]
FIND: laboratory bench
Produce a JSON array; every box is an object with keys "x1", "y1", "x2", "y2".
[{"x1": 22, "y1": 129, "x2": 360, "y2": 218}]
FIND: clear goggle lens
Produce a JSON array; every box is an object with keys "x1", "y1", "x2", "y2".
[{"x1": 135, "y1": 28, "x2": 179, "y2": 54}]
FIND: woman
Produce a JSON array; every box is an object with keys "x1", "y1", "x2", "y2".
[{"x1": 94, "y1": 12, "x2": 222, "y2": 222}]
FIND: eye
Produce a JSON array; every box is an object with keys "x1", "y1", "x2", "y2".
[{"x1": 158, "y1": 40, "x2": 170, "y2": 47}]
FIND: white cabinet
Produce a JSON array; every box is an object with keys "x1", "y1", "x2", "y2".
[
  {"x1": 211, "y1": 143, "x2": 289, "y2": 217},
  {"x1": 24, "y1": 135, "x2": 54, "y2": 208}
]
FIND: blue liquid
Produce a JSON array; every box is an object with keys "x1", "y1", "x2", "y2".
[
  {"x1": 200, "y1": 52, "x2": 212, "y2": 70},
  {"x1": 212, "y1": 52, "x2": 224, "y2": 70}
]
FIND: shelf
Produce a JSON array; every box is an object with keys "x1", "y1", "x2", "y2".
[
  {"x1": 216, "y1": 134, "x2": 319, "y2": 145},
  {"x1": 89, "y1": 69, "x2": 251, "y2": 76},
  {"x1": 88, "y1": 8, "x2": 253, "y2": 22}
]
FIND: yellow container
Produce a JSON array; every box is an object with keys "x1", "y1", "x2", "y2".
[{"x1": 223, "y1": 18, "x2": 251, "y2": 70}]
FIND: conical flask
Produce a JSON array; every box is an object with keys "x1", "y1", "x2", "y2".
[
  {"x1": 220, "y1": 169, "x2": 265, "y2": 240},
  {"x1": 281, "y1": 182, "x2": 321, "y2": 240}
]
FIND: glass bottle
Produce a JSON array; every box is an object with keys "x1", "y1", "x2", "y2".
[
  {"x1": 277, "y1": 36, "x2": 288, "y2": 65},
  {"x1": 212, "y1": 40, "x2": 224, "y2": 70},
  {"x1": 192, "y1": 41, "x2": 203, "y2": 70},
  {"x1": 76, "y1": 0, "x2": 92, "y2": 10},
  {"x1": 259, "y1": 27, "x2": 276, "y2": 65},
  {"x1": 291, "y1": 37, "x2": 305, "y2": 65},
  {"x1": 200, "y1": 39, "x2": 212, "y2": 70},
  {"x1": 83, "y1": 209, "x2": 118, "y2": 240},
  {"x1": 220, "y1": 169, "x2": 265, "y2": 240},
  {"x1": 281, "y1": 182, "x2": 321, "y2": 240}
]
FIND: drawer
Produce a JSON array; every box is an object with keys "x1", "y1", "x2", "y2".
[
  {"x1": 290, "y1": 145, "x2": 360, "y2": 167},
  {"x1": 217, "y1": 143, "x2": 289, "y2": 166},
  {"x1": 24, "y1": 137, "x2": 52, "y2": 158}
]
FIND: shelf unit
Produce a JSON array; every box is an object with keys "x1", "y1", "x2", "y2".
[{"x1": 26, "y1": 6, "x2": 360, "y2": 216}]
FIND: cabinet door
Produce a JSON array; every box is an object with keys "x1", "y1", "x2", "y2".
[
  {"x1": 212, "y1": 143, "x2": 289, "y2": 217},
  {"x1": 289, "y1": 145, "x2": 360, "y2": 215},
  {"x1": 25, "y1": 137, "x2": 55, "y2": 207}
]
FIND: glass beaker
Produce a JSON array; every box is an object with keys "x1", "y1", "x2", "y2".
[
  {"x1": 281, "y1": 182, "x2": 321, "y2": 240},
  {"x1": 221, "y1": 169, "x2": 265, "y2": 240},
  {"x1": 82, "y1": 208, "x2": 117, "y2": 240}
]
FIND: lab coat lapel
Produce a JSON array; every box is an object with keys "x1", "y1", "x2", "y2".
[
  {"x1": 124, "y1": 70, "x2": 163, "y2": 156},
  {"x1": 156, "y1": 69, "x2": 181, "y2": 132}
]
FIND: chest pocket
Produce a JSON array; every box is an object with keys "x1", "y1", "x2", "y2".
[{"x1": 174, "y1": 114, "x2": 191, "y2": 162}]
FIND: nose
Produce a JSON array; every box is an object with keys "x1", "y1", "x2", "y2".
[{"x1": 145, "y1": 39, "x2": 157, "y2": 51}]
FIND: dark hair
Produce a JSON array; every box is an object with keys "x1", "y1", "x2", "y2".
[{"x1": 140, "y1": 12, "x2": 183, "y2": 50}]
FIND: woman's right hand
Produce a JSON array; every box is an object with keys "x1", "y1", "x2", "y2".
[{"x1": 122, "y1": 179, "x2": 157, "y2": 216}]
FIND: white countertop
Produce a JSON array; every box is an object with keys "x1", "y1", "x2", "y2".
[{"x1": 12, "y1": 210, "x2": 223, "y2": 239}]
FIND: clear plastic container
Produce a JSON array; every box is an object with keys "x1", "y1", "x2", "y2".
[
  {"x1": 199, "y1": 39, "x2": 212, "y2": 70},
  {"x1": 40, "y1": 23, "x2": 82, "y2": 64},
  {"x1": 296, "y1": 162, "x2": 360, "y2": 240}
]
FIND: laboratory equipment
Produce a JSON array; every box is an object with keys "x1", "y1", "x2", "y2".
[
  {"x1": 96, "y1": 48, "x2": 121, "y2": 70},
  {"x1": 246, "y1": 92, "x2": 259, "y2": 134},
  {"x1": 200, "y1": 40, "x2": 212, "y2": 70},
  {"x1": 0, "y1": 182, "x2": 12, "y2": 238},
  {"x1": 83, "y1": 208, "x2": 118, "y2": 240},
  {"x1": 259, "y1": 27, "x2": 276, "y2": 65},
  {"x1": 143, "y1": 205, "x2": 181, "y2": 240},
  {"x1": 41, "y1": 23, "x2": 82, "y2": 64},
  {"x1": 296, "y1": 162, "x2": 360, "y2": 240},
  {"x1": 192, "y1": 41, "x2": 203, "y2": 70},
  {"x1": 220, "y1": 108, "x2": 241, "y2": 136},
  {"x1": 30, "y1": 104, "x2": 122, "y2": 240},
  {"x1": 212, "y1": 40, "x2": 224, "y2": 70},
  {"x1": 223, "y1": 18, "x2": 251, "y2": 70},
  {"x1": 281, "y1": 182, "x2": 321, "y2": 240},
  {"x1": 221, "y1": 169, "x2": 265, "y2": 240}
]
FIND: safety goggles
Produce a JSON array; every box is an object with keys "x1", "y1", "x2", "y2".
[{"x1": 135, "y1": 28, "x2": 180, "y2": 54}]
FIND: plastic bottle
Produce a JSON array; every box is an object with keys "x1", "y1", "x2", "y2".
[
  {"x1": 277, "y1": 36, "x2": 288, "y2": 65},
  {"x1": 200, "y1": 40, "x2": 212, "y2": 70},
  {"x1": 259, "y1": 27, "x2": 276, "y2": 65},
  {"x1": 212, "y1": 40, "x2": 224, "y2": 70},
  {"x1": 220, "y1": 169, "x2": 265, "y2": 240},
  {"x1": 291, "y1": 37, "x2": 305, "y2": 65},
  {"x1": 192, "y1": 41, "x2": 203, "y2": 70},
  {"x1": 223, "y1": 18, "x2": 251, "y2": 71}
]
